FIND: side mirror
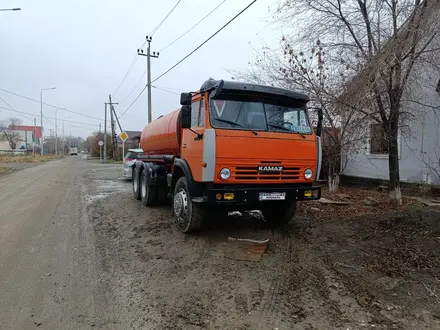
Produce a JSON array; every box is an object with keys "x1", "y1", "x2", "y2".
[
  {"x1": 181, "y1": 105, "x2": 191, "y2": 128},
  {"x1": 180, "y1": 92, "x2": 192, "y2": 106}
]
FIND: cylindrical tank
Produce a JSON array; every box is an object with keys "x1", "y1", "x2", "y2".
[{"x1": 140, "y1": 108, "x2": 182, "y2": 155}]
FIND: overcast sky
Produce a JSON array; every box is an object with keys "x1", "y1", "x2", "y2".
[{"x1": 0, "y1": 0, "x2": 280, "y2": 138}]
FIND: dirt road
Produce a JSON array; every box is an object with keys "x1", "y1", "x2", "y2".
[{"x1": 1, "y1": 157, "x2": 439, "y2": 329}]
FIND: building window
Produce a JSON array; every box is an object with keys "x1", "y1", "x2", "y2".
[{"x1": 370, "y1": 123, "x2": 388, "y2": 154}]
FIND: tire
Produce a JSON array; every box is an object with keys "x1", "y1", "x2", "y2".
[
  {"x1": 132, "y1": 167, "x2": 141, "y2": 200},
  {"x1": 261, "y1": 201, "x2": 297, "y2": 226},
  {"x1": 140, "y1": 169, "x2": 157, "y2": 206},
  {"x1": 173, "y1": 177, "x2": 204, "y2": 233}
]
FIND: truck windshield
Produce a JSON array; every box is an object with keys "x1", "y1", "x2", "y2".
[{"x1": 209, "y1": 99, "x2": 312, "y2": 134}]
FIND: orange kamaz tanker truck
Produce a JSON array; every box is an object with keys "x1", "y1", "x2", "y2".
[{"x1": 131, "y1": 79, "x2": 322, "y2": 233}]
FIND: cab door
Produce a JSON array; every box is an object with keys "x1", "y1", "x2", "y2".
[{"x1": 180, "y1": 95, "x2": 205, "y2": 182}]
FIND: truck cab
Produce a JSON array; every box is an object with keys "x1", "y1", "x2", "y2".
[{"x1": 133, "y1": 79, "x2": 321, "y2": 233}]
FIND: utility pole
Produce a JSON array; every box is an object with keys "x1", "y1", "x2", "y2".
[
  {"x1": 33, "y1": 118, "x2": 36, "y2": 156},
  {"x1": 105, "y1": 97, "x2": 119, "y2": 161},
  {"x1": 40, "y1": 87, "x2": 56, "y2": 156},
  {"x1": 55, "y1": 109, "x2": 58, "y2": 156},
  {"x1": 103, "y1": 103, "x2": 108, "y2": 163},
  {"x1": 49, "y1": 129, "x2": 53, "y2": 154},
  {"x1": 62, "y1": 120, "x2": 65, "y2": 155},
  {"x1": 110, "y1": 100, "x2": 117, "y2": 159},
  {"x1": 137, "y1": 36, "x2": 159, "y2": 124},
  {"x1": 109, "y1": 96, "x2": 124, "y2": 161},
  {"x1": 99, "y1": 122, "x2": 101, "y2": 133}
]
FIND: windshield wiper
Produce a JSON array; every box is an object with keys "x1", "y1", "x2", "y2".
[
  {"x1": 214, "y1": 118, "x2": 258, "y2": 135},
  {"x1": 268, "y1": 124, "x2": 290, "y2": 131},
  {"x1": 268, "y1": 124, "x2": 306, "y2": 139}
]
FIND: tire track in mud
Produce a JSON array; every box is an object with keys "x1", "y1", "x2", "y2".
[
  {"x1": 258, "y1": 226, "x2": 307, "y2": 327},
  {"x1": 256, "y1": 222, "x2": 360, "y2": 329}
]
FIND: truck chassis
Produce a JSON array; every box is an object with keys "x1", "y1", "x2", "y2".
[{"x1": 132, "y1": 155, "x2": 321, "y2": 233}]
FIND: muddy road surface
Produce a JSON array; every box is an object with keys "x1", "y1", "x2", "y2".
[{"x1": 1, "y1": 157, "x2": 439, "y2": 329}]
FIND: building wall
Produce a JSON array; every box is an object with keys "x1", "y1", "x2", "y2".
[
  {"x1": 343, "y1": 42, "x2": 440, "y2": 185},
  {"x1": 0, "y1": 129, "x2": 40, "y2": 151}
]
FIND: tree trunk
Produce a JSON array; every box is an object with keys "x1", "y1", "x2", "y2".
[
  {"x1": 327, "y1": 158, "x2": 340, "y2": 193},
  {"x1": 328, "y1": 173, "x2": 340, "y2": 193},
  {"x1": 388, "y1": 119, "x2": 402, "y2": 205},
  {"x1": 316, "y1": 107, "x2": 323, "y2": 137}
]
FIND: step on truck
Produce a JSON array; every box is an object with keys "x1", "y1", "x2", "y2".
[{"x1": 132, "y1": 79, "x2": 322, "y2": 233}]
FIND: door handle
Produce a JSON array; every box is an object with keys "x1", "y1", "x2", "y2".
[{"x1": 183, "y1": 144, "x2": 187, "y2": 148}]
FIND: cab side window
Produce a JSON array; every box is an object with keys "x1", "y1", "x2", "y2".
[
  {"x1": 191, "y1": 101, "x2": 200, "y2": 127},
  {"x1": 198, "y1": 100, "x2": 204, "y2": 127}
]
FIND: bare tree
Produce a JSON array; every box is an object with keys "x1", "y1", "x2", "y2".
[
  {"x1": 272, "y1": 0, "x2": 440, "y2": 205},
  {"x1": 0, "y1": 117, "x2": 22, "y2": 150}
]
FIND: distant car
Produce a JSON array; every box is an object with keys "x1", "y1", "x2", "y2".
[{"x1": 123, "y1": 148, "x2": 143, "y2": 178}]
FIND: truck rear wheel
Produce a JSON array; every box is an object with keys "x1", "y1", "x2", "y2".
[
  {"x1": 261, "y1": 201, "x2": 296, "y2": 226},
  {"x1": 173, "y1": 177, "x2": 203, "y2": 233},
  {"x1": 132, "y1": 167, "x2": 141, "y2": 200},
  {"x1": 140, "y1": 169, "x2": 156, "y2": 206}
]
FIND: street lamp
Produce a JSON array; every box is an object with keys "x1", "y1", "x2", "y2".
[
  {"x1": 40, "y1": 87, "x2": 56, "y2": 156},
  {"x1": 61, "y1": 116, "x2": 70, "y2": 156},
  {"x1": 55, "y1": 108, "x2": 66, "y2": 156},
  {"x1": 0, "y1": 8, "x2": 21, "y2": 11}
]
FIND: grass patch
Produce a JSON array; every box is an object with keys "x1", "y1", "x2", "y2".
[
  {"x1": 0, "y1": 155, "x2": 64, "y2": 163},
  {"x1": 0, "y1": 166, "x2": 14, "y2": 175}
]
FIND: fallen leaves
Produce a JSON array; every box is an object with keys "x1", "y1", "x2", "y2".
[{"x1": 297, "y1": 186, "x2": 420, "y2": 221}]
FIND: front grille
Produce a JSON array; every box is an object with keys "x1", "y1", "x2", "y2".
[{"x1": 234, "y1": 162, "x2": 301, "y2": 181}]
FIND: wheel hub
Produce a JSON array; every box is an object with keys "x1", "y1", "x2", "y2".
[
  {"x1": 141, "y1": 176, "x2": 147, "y2": 197},
  {"x1": 133, "y1": 175, "x2": 138, "y2": 191},
  {"x1": 173, "y1": 190, "x2": 188, "y2": 218}
]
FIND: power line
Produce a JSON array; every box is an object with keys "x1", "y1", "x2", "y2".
[
  {"x1": 152, "y1": 85, "x2": 180, "y2": 95},
  {"x1": 44, "y1": 115, "x2": 54, "y2": 127},
  {"x1": 120, "y1": 0, "x2": 256, "y2": 117},
  {"x1": 112, "y1": 55, "x2": 139, "y2": 96},
  {"x1": 111, "y1": 35, "x2": 157, "y2": 99},
  {"x1": 159, "y1": 0, "x2": 227, "y2": 52},
  {"x1": 115, "y1": 0, "x2": 187, "y2": 105},
  {"x1": 0, "y1": 95, "x2": 32, "y2": 121},
  {"x1": 120, "y1": 85, "x2": 147, "y2": 117},
  {"x1": 156, "y1": 85, "x2": 186, "y2": 92},
  {"x1": 118, "y1": 71, "x2": 146, "y2": 104},
  {"x1": 0, "y1": 88, "x2": 103, "y2": 121},
  {"x1": 0, "y1": 106, "x2": 105, "y2": 129},
  {"x1": 153, "y1": 0, "x2": 257, "y2": 84},
  {"x1": 150, "y1": 0, "x2": 182, "y2": 36}
]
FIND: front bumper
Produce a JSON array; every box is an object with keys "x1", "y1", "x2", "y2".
[{"x1": 199, "y1": 183, "x2": 321, "y2": 208}]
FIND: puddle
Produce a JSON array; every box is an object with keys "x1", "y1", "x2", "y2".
[
  {"x1": 86, "y1": 193, "x2": 110, "y2": 203},
  {"x1": 211, "y1": 237, "x2": 270, "y2": 262},
  {"x1": 94, "y1": 179, "x2": 124, "y2": 192}
]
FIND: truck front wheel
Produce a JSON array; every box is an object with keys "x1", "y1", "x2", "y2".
[
  {"x1": 173, "y1": 177, "x2": 203, "y2": 233},
  {"x1": 261, "y1": 201, "x2": 297, "y2": 226}
]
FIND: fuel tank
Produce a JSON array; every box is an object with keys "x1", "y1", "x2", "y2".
[{"x1": 140, "y1": 109, "x2": 182, "y2": 155}]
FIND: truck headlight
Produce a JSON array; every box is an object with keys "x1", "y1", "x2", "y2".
[
  {"x1": 304, "y1": 168, "x2": 313, "y2": 179},
  {"x1": 219, "y1": 167, "x2": 231, "y2": 180}
]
